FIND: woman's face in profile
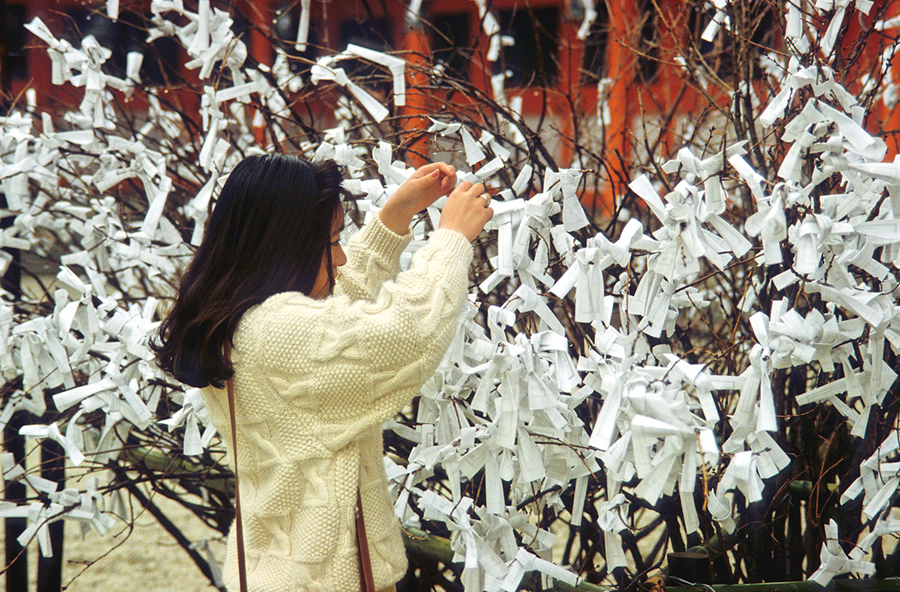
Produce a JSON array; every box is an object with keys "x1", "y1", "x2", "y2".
[{"x1": 309, "y1": 209, "x2": 347, "y2": 299}]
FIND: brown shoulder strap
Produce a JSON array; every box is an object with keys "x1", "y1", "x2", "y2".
[
  {"x1": 357, "y1": 488, "x2": 376, "y2": 592},
  {"x1": 225, "y1": 343, "x2": 249, "y2": 592}
]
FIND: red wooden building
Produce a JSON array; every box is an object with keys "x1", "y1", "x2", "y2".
[{"x1": 4, "y1": 0, "x2": 900, "y2": 214}]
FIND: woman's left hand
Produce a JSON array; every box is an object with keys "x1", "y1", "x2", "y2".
[{"x1": 380, "y1": 162, "x2": 456, "y2": 235}]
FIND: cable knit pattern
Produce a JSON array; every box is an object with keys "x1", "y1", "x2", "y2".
[{"x1": 200, "y1": 217, "x2": 473, "y2": 592}]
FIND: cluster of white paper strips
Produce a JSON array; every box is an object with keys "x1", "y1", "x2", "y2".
[{"x1": 2, "y1": 0, "x2": 900, "y2": 588}]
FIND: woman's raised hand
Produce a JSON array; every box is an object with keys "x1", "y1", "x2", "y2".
[
  {"x1": 439, "y1": 181, "x2": 494, "y2": 242},
  {"x1": 380, "y1": 162, "x2": 456, "y2": 235}
]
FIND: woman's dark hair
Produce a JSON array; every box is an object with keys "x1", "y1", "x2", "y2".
[{"x1": 152, "y1": 154, "x2": 350, "y2": 389}]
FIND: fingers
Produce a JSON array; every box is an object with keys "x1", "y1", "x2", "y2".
[
  {"x1": 396, "y1": 167, "x2": 495, "y2": 242},
  {"x1": 478, "y1": 192, "x2": 494, "y2": 221},
  {"x1": 455, "y1": 180, "x2": 474, "y2": 191},
  {"x1": 440, "y1": 181, "x2": 493, "y2": 241},
  {"x1": 412, "y1": 162, "x2": 457, "y2": 197},
  {"x1": 418, "y1": 162, "x2": 455, "y2": 177},
  {"x1": 440, "y1": 170, "x2": 456, "y2": 194},
  {"x1": 451, "y1": 182, "x2": 490, "y2": 206},
  {"x1": 417, "y1": 162, "x2": 456, "y2": 183},
  {"x1": 434, "y1": 162, "x2": 456, "y2": 179},
  {"x1": 382, "y1": 162, "x2": 461, "y2": 233}
]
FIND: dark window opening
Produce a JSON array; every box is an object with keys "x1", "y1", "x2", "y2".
[
  {"x1": 227, "y1": 3, "x2": 252, "y2": 42},
  {"x1": 579, "y1": 5, "x2": 610, "y2": 84},
  {"x1": 119, "y1": 11, "x2": 180, "y2": 87},
  {"x1": 3, "y1": 4, "x2": 28, "y2": 80},
  {"x1": 273, "y1": 1, "x2": 317, "y2": 78},
  {"x1": 495, "y1": 7, "x2": 560, "y2": 88},
  {"x1": 429, "y1": 12, "x2": 472, "y2": 82},
  {"x1": 338, "y1": 19, "x2": 393, "y2": 94},
  {"x1": 339, "y1": 18, "x2": 392, "y2": 51},
  {"x1": 636, "y1": 2, "x2": 658, "y2": 83},
  {"x1": 688, "y1": 1, "x2": 777, "y2": 82},
  {"x1": 64, "y1": 9, "x2": 179, "y2": 87},
  {"x1": 64, "y1": 9, "x2": 118, "y2": 51}
]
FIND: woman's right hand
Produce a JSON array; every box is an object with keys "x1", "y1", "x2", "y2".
[{"x1": 439, "y1": 181, "x2": 494, "y2": 242}]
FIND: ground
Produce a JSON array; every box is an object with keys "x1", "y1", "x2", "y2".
[{"x1": 1, "y1": 466, "x2": 224, "y2": 591}]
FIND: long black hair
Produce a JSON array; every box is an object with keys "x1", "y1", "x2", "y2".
[{"x1": 153, "y1": 153, "x2": 350, "y2": 388}]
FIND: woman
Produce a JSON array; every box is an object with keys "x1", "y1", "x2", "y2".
[{"x1": 153, "y1": 153, "x2": 492, "y2": 592}]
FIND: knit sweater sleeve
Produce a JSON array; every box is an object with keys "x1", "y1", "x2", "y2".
[
  {"x1": 333, "y1": 215, "x2": 412, "y2": 301},
  {"x1": 250, "y1": 228, "x2": 473, "y2": 450}
]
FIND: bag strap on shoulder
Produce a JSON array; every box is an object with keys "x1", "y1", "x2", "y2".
[{"x1": 225, "y1": 343, "x2": 249, "y2": 592}]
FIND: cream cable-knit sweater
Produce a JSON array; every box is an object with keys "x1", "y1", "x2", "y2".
[{"x1": 200, "y1": 217, "x2": 473, "y2": 592}]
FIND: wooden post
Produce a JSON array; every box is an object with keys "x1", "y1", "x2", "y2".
[
  {"x1": 0, "y1": 0, "x2": 10, "y2": 109},
  {"x1": 603, "y1": 0, "x2": 640, "y2": 201},
  {"x1": 4, "y1": 412, "x2": 27, "y2": 592},
  {"x1": 2, "y1": 3, "x2": 27, "y2": 582},
  {"x1": 0, "y1": 6, "x2": 26, "y2": 579},
  {"x1": 400, "y1": 18, "x2": 431, "y2": 168},
  {"x1": 36, "y1": 439, "x2": 65, "y2": 592}
]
